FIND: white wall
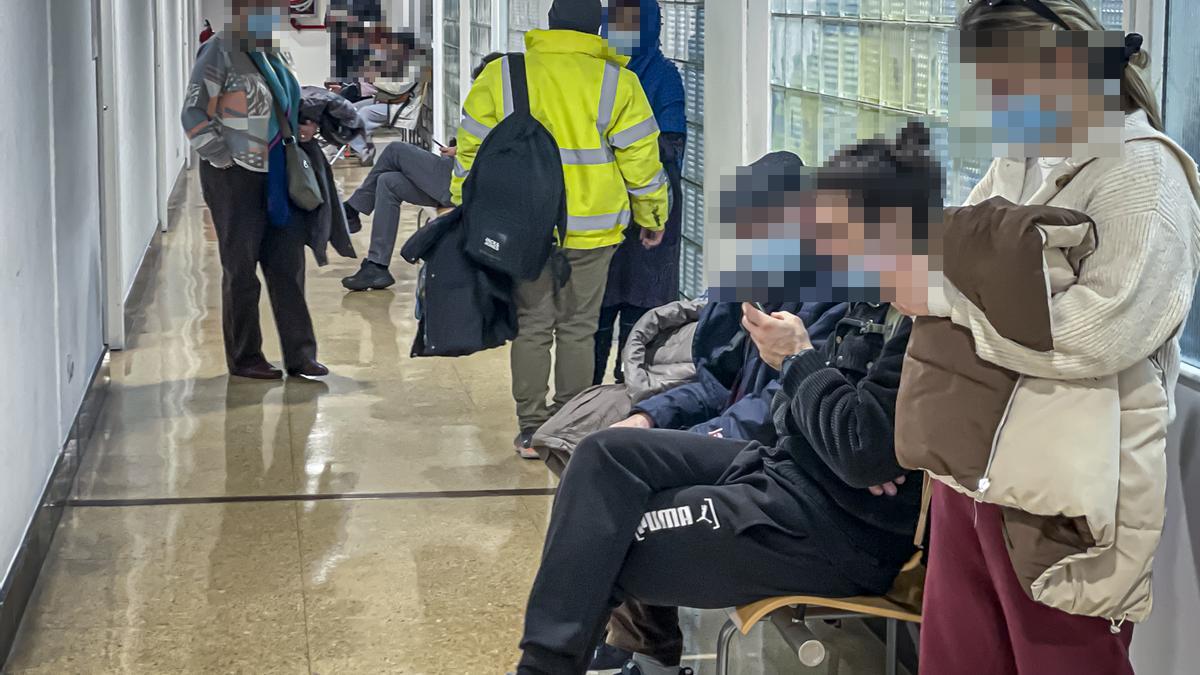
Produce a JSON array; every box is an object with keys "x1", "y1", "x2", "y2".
[
  {"x1": 0, "y1": 0, "x2": 196, "y2": 586},
  {"x1": 113, "y1": 0, "x2": 160, "y2": 298},
  {"x1": 156, "y1": 0, "x2": 191, "y2": 228},
  {"x1": 51, "y1": 0, "x2": 106, "y2": 437},
  {"x1": 0, "y1": 1, "x2": 64, "y2": 584}
]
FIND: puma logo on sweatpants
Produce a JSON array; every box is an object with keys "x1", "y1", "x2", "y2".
[{"x1": 634, "y1": 498, "x2": 721, "y2": 541}]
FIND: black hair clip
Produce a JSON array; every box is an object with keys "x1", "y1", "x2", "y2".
[{"x1": 1124, "y1": 33, "x2": 1144, "y2": 62}]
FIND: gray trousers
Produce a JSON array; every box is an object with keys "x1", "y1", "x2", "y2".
[
  {"x1": 354, "y1": 99, "x2": 392, "y2": 133},
  {"x1": 346, "y1": 142, "x2": 454, "y2": 266}
]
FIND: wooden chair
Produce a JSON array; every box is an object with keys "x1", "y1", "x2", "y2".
[{"x1": 715, "y1": 553, "x2": 924, "y2": 675}]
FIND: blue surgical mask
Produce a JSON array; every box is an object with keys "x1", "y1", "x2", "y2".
[
  {"x1": 608, "y1": 30, "x2": 640, "y2": 56},
  {"x1": 246, "y1": 10, "x2": 281, "y2": 39},
  {"x1": 991, "y1": 94, "x2": 1064, "y2": 145}
]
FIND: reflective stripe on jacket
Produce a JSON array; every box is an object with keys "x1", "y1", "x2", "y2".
[{"x1": 450, "y1": 29, "x2": 670, "y2": 250}]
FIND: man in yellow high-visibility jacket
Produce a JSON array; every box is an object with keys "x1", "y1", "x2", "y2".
[{"x1": 451, "y1": 0, "x2": 671, "y2": 457}]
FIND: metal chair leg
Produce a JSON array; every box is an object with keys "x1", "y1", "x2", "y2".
[
  {"x1": 886, "y1": 618, "x2": 898, "y2": 675},
  {"x1": 716, "y1": 618, "x2": 739, "y2": 675}
]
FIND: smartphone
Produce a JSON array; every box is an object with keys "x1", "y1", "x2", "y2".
[{"x1": 750, "y1": 302, "x2": 767, "y2": 313}]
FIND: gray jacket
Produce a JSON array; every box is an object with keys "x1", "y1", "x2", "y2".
[{"x1": 533, "y1": 299, "x2": 703, "y2": 475}]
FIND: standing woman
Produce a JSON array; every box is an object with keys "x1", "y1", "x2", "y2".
[
  {"x1": 898, "y1": 1, "x2": 1200, "y2": 673},
  {"x1": 182, "y1": 0, "x2": 327, "y2": 379},
  {"x1": 594, "y1": 0, "x2": 687, "y2": 386}
]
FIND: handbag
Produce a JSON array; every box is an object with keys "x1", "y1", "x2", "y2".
[{"x1": 256, "y1": 58, "x2": 325, "y2": 212}]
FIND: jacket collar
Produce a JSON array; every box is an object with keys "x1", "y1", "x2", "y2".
[
  {"x1": 990, "y1": 110, "x2": 1180, "y2": 206},
  {"x1": 525, "y1": 29, "x2": 630, "y2": 67}
]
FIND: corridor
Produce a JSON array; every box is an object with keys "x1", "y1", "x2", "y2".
[
  {"x1": 2, "y1": 149, "x2": 896, "y2": 674},
  {"x1": 2, "y1": 157, "x2": 554, "y2": 673}
]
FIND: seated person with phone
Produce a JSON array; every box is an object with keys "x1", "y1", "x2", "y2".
[{"x1": 514, "y1": 124, "x2": 937, "y2": 675}]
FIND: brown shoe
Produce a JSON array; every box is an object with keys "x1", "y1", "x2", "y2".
[
  {"x1": 287, "y1": 360, "x2": 330, "y2": 378},
  {"x1": 231, "y1": 362, "x2": 284, "y2": 380}
]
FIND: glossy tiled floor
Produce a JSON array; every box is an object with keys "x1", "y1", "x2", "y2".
[{"x1": 5, "y1": 144, "x2": 902, "y2": 674}]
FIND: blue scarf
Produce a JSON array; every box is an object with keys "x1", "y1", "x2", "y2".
[
  {"x1": 602, "y1": 0, "x2": 686, "y2": 135},
  {"x1": 250, "y1": 51, "x2": 301, "y2": 227}
]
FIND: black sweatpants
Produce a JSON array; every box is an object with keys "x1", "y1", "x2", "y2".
[
  {"x1": 200, "y1": 162, "x2": 317, "y2": 372},
  {"x1": 517, "y1": 428, "x2": 869, "y2": 675}
]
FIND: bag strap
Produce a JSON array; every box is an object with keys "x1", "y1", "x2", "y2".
[
  {"x1": 250, "y1": 53, "x2": 297, "y2": 144},
  {"x1": 507, "y1": 53, "x2": 531, "y2": 117}
]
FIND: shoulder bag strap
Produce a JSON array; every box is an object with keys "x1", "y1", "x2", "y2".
[
  {"x1": 250, "y1": 53, "x2": 297, "y2": 143},
  {"x1": 506, "y1": 53, "x2": 530, "y2": 117}
]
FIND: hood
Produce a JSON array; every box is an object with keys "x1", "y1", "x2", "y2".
[
  {"x1": 600, "y1": 0, "x2": 662, "y2": 73},
  {"x1": 525, "y1": 29, "x2": 630, "y2": 67}
]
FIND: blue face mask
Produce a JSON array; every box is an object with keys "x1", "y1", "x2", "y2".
[
  {"x1": 992, "y1": 94, "x2": 1064, "y2": 145},
  {"x1": 608, "y1": 30, "x2": 640, "y2": 56},
  {"x1": 246, "y1": 10, "x2": 281, "y2": 39}
]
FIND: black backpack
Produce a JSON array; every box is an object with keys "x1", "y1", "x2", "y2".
[{"x1": 461, "y1": 54, "x2": 569, "y2": 282}]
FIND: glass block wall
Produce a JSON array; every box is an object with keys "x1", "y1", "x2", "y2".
[
  {"x1": 442, "y1": 0, "x2": 461, "y2": 142},
  {"x1": 768, "y1": 0, "x2": 1123, "y2": 207},
  {"x1": 506, "y1": 0, "x2": 545, "y2": 52},
  {"x1": 1164, "y1": 0, "x2": 1200, "y2": 363},
  {"x1": 661, "y1": 0, "x2": 706, "y2": 299},
  {"x1": 471, "y1": 0, "x2": 494, "y2": 67}
]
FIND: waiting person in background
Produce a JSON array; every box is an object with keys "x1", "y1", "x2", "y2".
[
  {"x1": 182, "y1": 0, "x2": 328, "y2": 380},
  {"x1": 513, "y1": 126, "x2": 941, "y2": 675},
  {"x1": 593, "y1": 0, "x2": 688, "y2": 386},
  {"x1": 340, "y1": 52, "x2": 505, "y2": 292},
  {"x1": 349, "y1": 30, "x2": 422, "y2": 163},
  {"x1": 453, "y1": 0, "x2": 670, "y2": 459}
]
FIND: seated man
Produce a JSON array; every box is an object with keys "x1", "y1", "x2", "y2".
[
  {"x1": 341, "y1": 52, "x2": 504, "y2": 291},
  {"x1": 514, "y1": 125, "x2": 940, "y2": 675},
  {"x1": 612, "y1": 300, "x2": 845, "y2": 443}
]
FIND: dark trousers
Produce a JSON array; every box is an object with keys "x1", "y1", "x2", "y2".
[
  {"x1": 920, "y1": 483, "x2": 1134, "y2": 674},
  {"x1": 517, "y1": 429, "x2": 866, "y2": 675},
  {"x1": 200, "y1": 162, "x2": 317, "y2": 371},
  {"x1": 593, "y1": 304, "x2": 651, "y2": 385},
  {"x1": 346, "y1": 141, "x2": 453, "y2": 266}
]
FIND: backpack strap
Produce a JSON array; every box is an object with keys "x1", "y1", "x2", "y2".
[{"x1": 505, "y1": 53, "x2": 531, "y2": 117}]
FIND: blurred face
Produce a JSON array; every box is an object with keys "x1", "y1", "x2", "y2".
[
  {"x1": 951, "y1": 30, "x2": 1125, "y2": 159},
  {"x1": 607, "y1": 2, "x2": 642, "y2": 56},
  {"x1": 230, "y1": 0, "x2": 286, "y2": 45},
  {"x1": 711, "y1": 182, "x2": 926, "y2": 304}
]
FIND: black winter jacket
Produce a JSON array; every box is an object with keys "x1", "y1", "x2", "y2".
[
  {"x1": 770, "y1": 302, "x2": 921, "y2": 578},
  {"x1": 400, "y1": 208, "x2": 516, "y2": 357}
]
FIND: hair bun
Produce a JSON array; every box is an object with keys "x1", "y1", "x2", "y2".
[{"x1": 893, "y1": 121, "x2": 931, "y2": 163}]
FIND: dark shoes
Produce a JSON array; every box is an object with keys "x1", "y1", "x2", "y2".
[
  {"x1": 287, "y1": 360, "x2": 330, "y2": 378},
  {"x1": 514, "y1": 429, "x2": 540, "y2": 460},
  {"x1": 342, "y1": 260, "x2": 396, "y2": 291},
  {"x1": 344, "y1": 201, "x2": 363, "y2": 233},
  {"x1": 230, "y1": 362, "x2": 284, "y2": 380},
  {"x1": 589, "y1": 643, "x2": 635, "y2": 672}
]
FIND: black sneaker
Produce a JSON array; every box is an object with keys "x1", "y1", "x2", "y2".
[
  {"x1": 344, "y1": 202, "x2": 363, "y2": 233},
  {"x1": 342, "y1": 260, "x2": 396, "y2": 291},
  {"x1": 514, "y1": 429, "x2": 539, "y2": 460},
  {"x1": 588, "y1": 643, "x2": 634, "y2": 672},
  {"x1": 619, "y1": 661, "x2": 693, "y2": 675}
]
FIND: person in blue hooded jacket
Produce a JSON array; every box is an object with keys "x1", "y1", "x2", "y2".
[{"x1": 594, "y1": 0, "x2": 689, "y2": 386}]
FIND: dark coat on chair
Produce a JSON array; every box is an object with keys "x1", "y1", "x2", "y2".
[
  {"x1": 400, "y1": 207, "x2": 517, "y2": 357},
  {"x1": 298, "y1": 140, "x2": 356, "y2": 266}
]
